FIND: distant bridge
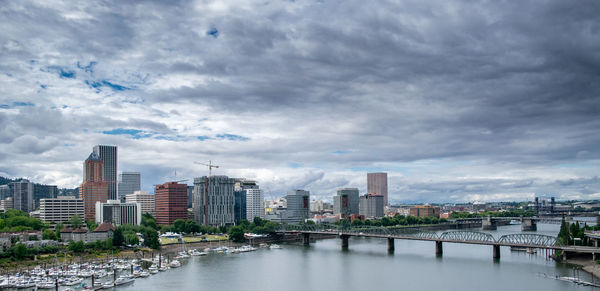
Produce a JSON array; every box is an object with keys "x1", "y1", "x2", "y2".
[
  {"x1": 276, "y1": 224, "x2": 600, "y2": 260},
  {"x1": 449, "y1": 216, "x2": 595, "y2": 231}
]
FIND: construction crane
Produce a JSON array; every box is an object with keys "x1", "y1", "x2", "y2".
[{"x1": 194, "y1": 160, "x2": 219, "y2": 176}]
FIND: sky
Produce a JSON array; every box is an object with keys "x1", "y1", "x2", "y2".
[{"x1": 0, "y1": 0, "x2": 599, "y2": 203}]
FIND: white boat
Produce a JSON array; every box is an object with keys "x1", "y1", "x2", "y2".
[
  {"x1": 103, "y1": 281, "x2": 114, "y2": 288},
  {"x1": 115, "y1": 276, "x2": 135, "y2": 286},
  {"x1": 169, "y1": 260, "x2": 181, "y2": 268},
  {"x1": 139, "y1": 271, "x2": 150, "y2": 278},
  {"x1": 269, "y1": 244, "x2": 282, "y2": 249}
]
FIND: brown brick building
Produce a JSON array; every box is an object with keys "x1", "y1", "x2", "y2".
[
  {"x1": 155, "y1": 182, "x2": 188, "y2": 225},
  {"x1": 80, "y1": 152, "x2": 108, "y2": 221},
  {"x1": 409, "y1": 204, "x2": 441, "y2": 218}
]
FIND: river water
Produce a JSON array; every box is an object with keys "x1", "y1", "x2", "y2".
[{"x1": 114, "y1": 223, "x2": 594, "y2": 291}]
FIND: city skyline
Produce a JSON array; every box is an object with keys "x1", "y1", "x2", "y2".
[{"x1": 0, "y1": 1, "x2": 599, "y2": 203}]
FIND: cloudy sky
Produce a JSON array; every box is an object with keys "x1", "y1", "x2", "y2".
[{"x1": 1, "y1": 0, "x2": 599, "y2": 203}]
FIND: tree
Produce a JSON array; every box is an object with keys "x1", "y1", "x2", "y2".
[
  {"x1": 55, "y1": 223, "x2": 64, "y2": 240},
  {"x1": 86, "y1": 221, "x2": 98, "y2": 231},
  {"x1": 557, "y1": 216, "x2": 570, "y2": 245},
  {"x1": 141, "y1": 213, "x2": 157, "y2": 230},
  {"x1": 69, "y1": 215, "x2": 82, "y2": 228},
  {"x1": 13, "y1": 243, "x2": 28, "y2": 259},
  {"x1": 142, "y1": 228, "x2": 160, "y2": 250},
  {"x1": 127, "y1": 233, "x2": 140, "y2": 246},
  {"x1": 228, "y1": 226, "x2": 245, "y2": 243},
  {"x1": 173, "y1": 219, "x2": 186, "y2": 233},
  {"x1": 68, "y1": 240, "x2": 85, "y2": 253},
  {"x1": 184, "y1": 220, "x2": 201, "y2": 234},
  {"x1": 42, "y1": 229, "x2": 57, "y2": 241},
  {"x1": 113, "y1": 228, "x2": 125, "y2": 247}
]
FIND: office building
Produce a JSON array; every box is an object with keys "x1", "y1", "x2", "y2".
[
  {"x1": 93, "y1": 145, "x2": 118, "y2": 200},
  {"x1": 11, "y1": 180, "x2": 34, "y2": 213},
  {"x1": 80, "y1": 152, "x2": 109, "y2": 221},
  {"x1": 39, "y1": 196, "x2": 84, "y2": 223},
  {"x1": 359, "y1": 194, "x2": 384, "y2": 218},
  {"x1": 187, "y1": 185, "x2": 194, "y2": 209},
  {"x1": 117, "y1": 172, "x2": 140, "y2": 201},
  {"x1": 246, "y1": 189, "x2": 264, "y2": 221},
  {"x1": 0, "y1": 197, "x2": 13, "y2": 212},
  {"x1": 367, "y1": 172, "x2": 388, "y2": 206},
  {"x1": 95, "y1": 200, "x2": 141, "y2": 226},
  {"x1": 333, "y1": 188, "x2": 359, "y2": 218},
  {"x1": 193, "y1": 176, "x2": 235, "y2": 226},
  {"x1": 33, "y1": 184, "x2": 58, "y2": 209},
  {"x1": 155, "y1": 182, "x2": 188, "y2": 225},
  {"x1": 125, "y1": 190, "x2": 155, "y2": 216},
  {"x1": 0, "y1": 185, "x2": 11, "y2": 200},
  {"x1": 285, "y1": 190, "x2": 310, "y2": 221},
  {"x1": 409, "y1": 205, "x2": 440, "y2": 218}
]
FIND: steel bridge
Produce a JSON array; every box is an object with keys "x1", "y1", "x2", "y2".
[{"x1": 276, "y1": 224, "x2": 600, "y2": 260}]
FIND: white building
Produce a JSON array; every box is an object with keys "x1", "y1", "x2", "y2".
[
  {"x1": 125, "y1": 190, "x2": 155, "y2": 216},
  {"x1": 246, "y1": 189, "x2": 264, "y2": 221},
  {"x1": 95, "y1": 200, "x2": 141, "y2": 226},
  {"x1": 39, "y1": 196, "x2": 84, "y2": 223}
]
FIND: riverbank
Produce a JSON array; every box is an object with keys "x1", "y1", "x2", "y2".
[{"x1": 565, "y1": 257, "x2": 600, "y2": 279}]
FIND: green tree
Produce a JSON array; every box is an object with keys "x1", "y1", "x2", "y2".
[
  {"x1": 68, "y1": 240, "x2": 85, "y2": 253},
  {"x1": 86, "y1": 221, "x2": 98, "y2": 231},
  {"x1": 105, "y1": 238, "x2": 113, "y2": 250},
  {"x1": 173, "y1": 219, "x2": 186, "y2": 233},
  {"x1": 228, "y1": 226, "x2": 245, "y2": 243},
  {"x1": 13, "y1": 243, "x2": 28, "y2": 259},
  {"x1": 557, "y1": 216, "x2": 570, "y2": 245},
  {"x1": 142, "y1": 228, "x2": 160, "y2": 250},
  {"x1": 69, "y1": 214, "x2": 82, "y2": 228},
  {"x1": 113, "y1": 228, "x2": 125, "y2": 247},
  {"x1": 141, "y1": 213, "x2": 157, "y2": 230},
  {"x1": 127, "y1": 233, "x2": 140, "y2": 246}
]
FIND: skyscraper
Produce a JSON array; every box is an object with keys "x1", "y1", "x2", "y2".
[
  {"x1": 80, "y1": 152, "x2": 109, "y2": 221},
  {"x1": 11, "y1": 180, "x2": 34, "y2": 213},
  {"x1": 155, "y1": 182, "x2": 188, "y2": 225},
  {"x1": 93, "y1": 145, "x2": 118, "y2": 200},
  {"x1": 367, "y1": 172, "x2": 388, "y2": 206},
  {"x1": 246, "y1": 189, "x2": 264, "y2": 221},
  {"x1": 117, "y1": 172, "x2": 140, "y2": 201},
  {"x1": 234, "y1": 179, "x2": 258, "y2": 224},
  {"x1": 359, "y1": 194, "x2": 384, "y2": 218},
  {"x1": 193, "y1": 176, "x2": 235, "y2": 226},
  {"x1": 333, "y1": 188, "x2": 359, "y2": 218},
  {"x1": 285, "y1": 190, "x2": 310, "y2": 222}
]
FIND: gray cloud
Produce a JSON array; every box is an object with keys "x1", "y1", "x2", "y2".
[{"x1": 0, "y1": 0, "x2": 599, "y2": 202}]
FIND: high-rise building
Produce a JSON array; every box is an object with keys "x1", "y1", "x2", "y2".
[
  {"x1": 0, "y1": 197, "x2": 13, "y2": 211},
  {"x1": 0, "y1": 184, "x2": 11, "y2": 200},
  {"x1": 187, "y1": 186, "x2": 194, "y2": 209},
  {"x1": 39, "y1": 196, "x2": 84, "y2": 223},
  {"x1": 95, "y1": 200, "x2": 141, "y2": 226},
  {"x1": 193, "y1": 176, "x2": 235, "y2": 226},
  {"x1": 233, "y1": 179, "x2": 260, "y2": 224},
  {"x1": 125, "y1": 190, "x2": 155, "y2": 216},
  {"x1": 333, "y1": 188, "x2": 360, "y2": 218},
  {"x1": 93, "y1": 145, "x2": 118, "y2": 200},
  {"x1": 117, "y1": 172, "x2": 140, "y2": 201},
  {"x1": 359, "y1": 194, "x2": 384, "y2": 218},
  {"x1": 246, "y1": 189, "x2": 264, "y2": 221},
  {"x1": 11, "y1": 180, "x2": 34, "y2": 213},
  {"x1": 367, "y1": 172, "x2": 388, "y2": 206},
  {"x1": 285, "y1": 190, "x2": 310, "y2": 222},
  {"x1": 80, "y1": 152, "x2": 109, "y2": 221},
  {"x1": 155, "y1": 182, "x2": 188, "y2": 225},
  {"x1": 33, "y1": 184, "x2": 58, "y2": 209}
]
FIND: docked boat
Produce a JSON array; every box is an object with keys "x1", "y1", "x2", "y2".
[
  {"x1": 115, "y1": 276, "x2": 135, "y2": 286},
  {"x1": 169, "y1": 260, "x2": 181, "y2": 268},
  {"x1": 269, "y1": 244, "x2": 282, "y2": 249},
  {"x1": 103, "y1": 281, "x2": 114, "y2": 288}
]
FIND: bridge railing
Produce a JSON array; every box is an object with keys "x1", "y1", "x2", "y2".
[{"x1": 278, "y1": 225, "x2": 561, "y2": 247}]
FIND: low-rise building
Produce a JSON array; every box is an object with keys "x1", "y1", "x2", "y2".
[
  {"x1": 60, "y1": 222, "x2": 115, "y2": 243},
  {"x1": 409, "y1": 204, "x2": 441, "y2": 218},
  {"x1": 39, "y1": 196, "x2": 84, "y2": 223},
  {"x1": 95, "y1": 200, "x2": 141, "y2": 226}
]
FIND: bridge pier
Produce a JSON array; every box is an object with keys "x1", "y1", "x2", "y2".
[
  {"x1": 387, "y1": 238, "x2": 395, "y2": 253},
  {"x1": 521, "y1": 217, "x2": 537, "y2": 231},
  {"x1": 493, "y1": 245, "x2": 500, "y2": 259},
  {"x1": 593, "y1": 253, "x2": 598, "y2": 261},
  {"x1": 435, "y1": 241, "x2": 443, "y2": 256},
  {"x1": 341, "y1": 235, "x2": 349, "y2": 250},
  {"x1": 302, "y1": 233, "x2": 310, "y2": 246},
  {"x1": 482, "y1": 216, "x2": 497, "y2": 231}
]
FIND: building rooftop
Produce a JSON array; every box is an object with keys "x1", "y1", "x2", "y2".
[{"x1": 94, "y1": 222, "x2": 115, "y2": 232}]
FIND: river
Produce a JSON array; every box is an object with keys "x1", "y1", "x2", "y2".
[{"x1": 115, "y1": 223, "x2": 593, "y2": 291}]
